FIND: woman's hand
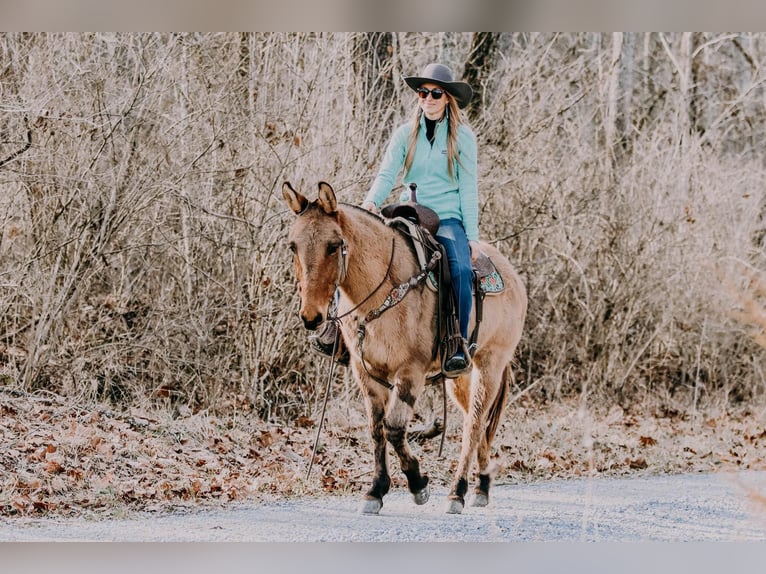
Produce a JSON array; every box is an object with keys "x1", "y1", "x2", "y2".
[
  {"x1": 361, "y1": 201, "x2": 377, "y2": 212},
  {"x1": 469, "y1": 240, "x2": 481, "y2": 262}
]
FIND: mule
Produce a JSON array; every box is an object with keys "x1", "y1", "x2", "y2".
[{"x1": 283, "y1": 181, "x2": 527, "y2": 514}]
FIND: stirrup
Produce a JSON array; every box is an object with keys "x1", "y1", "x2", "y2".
[
  {"x1": 442, "y1": 337, "x2": 472, "y2": 378},
  {"x1": 309, "y1": 321, "x2": 349, "y2": 366}
]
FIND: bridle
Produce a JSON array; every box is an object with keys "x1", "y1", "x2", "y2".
[
  {"x1": 327, "y1": 236, "x2": 396, "y2": 326},
  {"x1": 335, "y1": 239, "x2": 348, "y2": 286}
]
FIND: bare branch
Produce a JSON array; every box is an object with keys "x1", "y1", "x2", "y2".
[{"x1": 0, "y1": 115, "x2": 31, "y2": 169}]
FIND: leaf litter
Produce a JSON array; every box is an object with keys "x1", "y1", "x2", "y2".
[{"x1": 2, "y1": 388, "x2": 766, "y2": 518}]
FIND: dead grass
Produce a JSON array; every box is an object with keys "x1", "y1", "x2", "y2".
[
  {"x1": 2, "y1": 32, "x2": 766, "y2": 415},
  {"x1": 3, "y1": 385, "x2": 766, "y2": 518}
]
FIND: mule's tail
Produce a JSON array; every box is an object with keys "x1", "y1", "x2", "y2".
[{"x1": 485, "y1": 364, "x2": 511, "y2": 445}]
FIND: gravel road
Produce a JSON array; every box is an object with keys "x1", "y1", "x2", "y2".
[{"x1": 3, "y1": 470, "x2": 766, "y2": 542}]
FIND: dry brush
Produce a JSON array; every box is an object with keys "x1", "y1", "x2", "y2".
[{"x1": 0, "y1": 32, "x2": 765, "y2": 422}]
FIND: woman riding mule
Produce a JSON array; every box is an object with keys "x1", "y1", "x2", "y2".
[
  {"x1": 314, "y1": 63, "x2": 481, "y2": 374},
  {"x1": 363, "y1": 63, "x2": 479, "y2": 375},
  {"x1": 283, "y1": 180, "x2": 527, "y2": 514}
]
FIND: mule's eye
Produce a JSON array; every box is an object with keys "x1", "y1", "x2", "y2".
[
  {"x1": 326, "y1": 242, "x2": 340, "y2": 256},
  {"x1": 288, "y1": 242, "x2": 296, "y2": 253}
]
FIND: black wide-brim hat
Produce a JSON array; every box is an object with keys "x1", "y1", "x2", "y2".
[{"x1": 403, "y1": 63, "x2": 474, "y2": 109}]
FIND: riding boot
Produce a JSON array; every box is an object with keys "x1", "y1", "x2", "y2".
[
  {"x1": 309, "y1": 321, "x2": 350, "y2": 366},
  {"x1": 443, "y1": 336, "x2": 471, "y2": 377}
]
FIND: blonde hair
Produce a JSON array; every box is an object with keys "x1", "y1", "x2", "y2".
[{"x1": 403, "y1": 94, "x2": 463, "y2": 180}]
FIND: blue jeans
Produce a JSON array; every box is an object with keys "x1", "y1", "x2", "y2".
[{"x1": 435, "y1": 218, "x2": 473, "y2": 344}]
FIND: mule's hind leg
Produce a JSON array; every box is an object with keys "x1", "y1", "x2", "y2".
[
  {"x1": 445, "y1": 362, "x2": 506, "y2": 514},
  {"x1": 357, "y1": 375, "x2": 391, "y2": 515},
  {"x1": 385, "y1": 375, "x2": 430, "y2": 505},
  {"x1": 472, "y1": 364, "x2": 511, "y2": 507}
]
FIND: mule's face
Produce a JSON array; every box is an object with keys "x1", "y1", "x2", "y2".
[{"x1": 283, "y1": 182, "x2": 344, "y2": 330}]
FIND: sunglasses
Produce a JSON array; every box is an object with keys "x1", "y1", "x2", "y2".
[{"x1": 417, "y1": 87, "x2": 445, "y2": 100}]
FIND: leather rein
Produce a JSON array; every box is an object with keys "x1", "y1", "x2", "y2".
[
  {"x1": 307, "y1": 224, "x2": 447, "y2": 480},
  {"x1": 328, "y1": 233, "x2": 442, "y2": 390}
]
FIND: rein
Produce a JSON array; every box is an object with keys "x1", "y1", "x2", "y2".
[
  {"x1": 328, "y1": 236, "x2": 396, "y2": 324},
  {"x1": 307, "y1": 221, "x2": 449, "y2": 479},
  {"x1": 306, "y1": 236, "x2": 395, "y2": 480},
  {"x1": 305, "y1": 329, "x2": 340, "y2": 481}
]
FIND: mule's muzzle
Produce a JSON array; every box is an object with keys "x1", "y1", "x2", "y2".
[{"x1": 301, "y1": 312, "x2": 323, "y2": 331}]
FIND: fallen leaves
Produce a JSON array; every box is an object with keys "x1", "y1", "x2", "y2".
[
  {"x1": 44, "y1": 459, "x2": 65, "y2": 474},
  {"x1": 0, "y1": 388, "x2": 344, "y2": 517},
  {"x1": 294, "y1": 416, "x2": 315, "y2": 428},
  {"x1": 639, "y1": 435, "x2": 658, "y2": 447},
  {"x1": 3, "y1": 388, "x2": 766, "y2": 519},
  {"x1": 498, "y1": 400, "x2": 766, "y2": 482}
]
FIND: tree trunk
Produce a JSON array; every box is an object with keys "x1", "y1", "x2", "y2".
[
  {"x1": 352, "y1": 33, "x2": 396, "y2": 172},
  {"x1": 462, "y1": 32, "x2": 501, "y2": 122},
  {"x1": 619, "y1": 32, "x2": 635, "y2": 150},
  {"x1": 353, "y1": 33, "x2": 395, "y2": 106},
  {"x1": 605, "y1": 32, "x2": 623, "y2": 170},
  {"x1": 678, "y1": 32, "x2": 694, "y2": 139}
]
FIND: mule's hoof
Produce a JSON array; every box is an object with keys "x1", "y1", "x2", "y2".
[
  {"x1": 471, "y1": 492, "x2": 489, "y2": 507},
  {"x1": 413, "y1": 485, "x2": 430, "y2": 505},
  {"x1": 445, "y1": 497, "x2": 464, "y2": 514},
  {"x1": 360, "y1": 498, "x2": 383, "y2": 515}
]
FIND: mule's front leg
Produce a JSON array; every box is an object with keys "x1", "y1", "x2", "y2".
[
  {"x1": 359, "y1": 380, "x2": 390, "y2": 515},
  {"x1": 385, "y1": 377, "x2": 430, "y2": 506}
]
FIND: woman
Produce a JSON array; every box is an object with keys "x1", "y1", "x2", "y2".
[{"x1": 362, "y1": 62, "x2": 479, "y2": 375}]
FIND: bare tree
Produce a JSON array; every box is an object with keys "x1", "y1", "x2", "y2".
[
  {"x1": 1, "y1": 32, "x2": 765, "y2": 417},
  {"x1": 462, "y1": 32, "x2": 500, "y2": 122}
]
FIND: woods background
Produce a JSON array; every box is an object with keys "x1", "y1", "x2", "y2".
[{"x1": 1, "y1": 32, "x2": 765, "y2": 422}]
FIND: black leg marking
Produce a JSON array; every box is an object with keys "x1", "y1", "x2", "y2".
[
  {"x1": 449, "y1": 476, "x2": 468, "y2": 507},
  {"x1": 366, "y1": 405, "x2": 390, "y2": 502},
  {"x1": 476, "y1": 473, "x2": 491, "y2": 496},
  {"x1": 366, "y1": 474, "x2": 391, "y2": 501},
  {"x1": 384, "y1": 420, "x2": 429, "y2": 498},
  {"x1": 455, "y1": 477, "x2": 468, "y2": 499},
  {"x1": 397, "y1": 386, "x2": 417, "y2": 409},
  {"x1": 384, "y1": 421, "x2": 406, "y2": 446},
  {"x1": 404, "y1": 468, "x2": 429, "y2": 495},
  {"x1": 471, "y1": 473, "x2": 491, "y2": 507}
]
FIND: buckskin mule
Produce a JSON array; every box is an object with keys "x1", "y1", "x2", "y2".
[{"x1": 283, "y1": 181, "x2": 527, "y2": 514}]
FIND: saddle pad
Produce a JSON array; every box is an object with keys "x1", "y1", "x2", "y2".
[
  {"x1": 474, "y1": 253, "x2": 505, "y2": 294},
  {"x1": 427, "y1": 253, "x2": 505, "y2": 295},
  {"x1": 478, "y1": 269, "x2": 505, "y2": 294}
]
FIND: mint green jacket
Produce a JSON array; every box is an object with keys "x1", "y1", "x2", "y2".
[{"x1": 363, "y1": 113, "x2": 479, "y2": 241}]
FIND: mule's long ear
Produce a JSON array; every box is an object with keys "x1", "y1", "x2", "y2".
[
  {"x1": 282, "y1": 181, "x2": 308, "y2": 214},
  {"x1": 317, "y1": 181, "x2": 337, "y2": 215}
]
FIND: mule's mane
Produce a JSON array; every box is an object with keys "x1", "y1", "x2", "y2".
[
  {"x1": 338, "y1": 202, "x2": 387, "y2": 226},
  {"x1": 338, "y1": 202, "x2": 421, "y2": 262}
]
